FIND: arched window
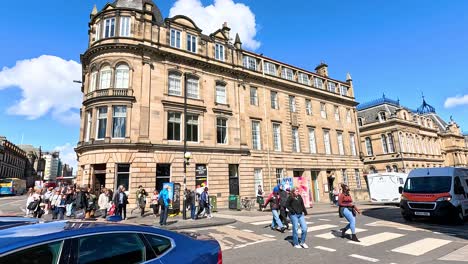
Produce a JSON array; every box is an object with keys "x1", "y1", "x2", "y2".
[
  {"x1": 89, "y1": 69, "x2": 98, "y2": 92},
  {"x1": 387, "y1": 133, "x2": 395, "y2": 153},
  {"x1": 381, "y1": 134, "x2": 388, "y2": 154},
  {"x1": 403, "y1": 112, "x2": 407, "y2": 120},
  {"x1": 369, "y1": 166, "x2": 377, "y2": 173},
  {"x1": 392, "y1": 165, "x2": 398, "y2": 172},
  {"x1": 168, "y1": 72, "x2": 182, "y2": 96},
  {"x1": 99, "y1": 65, "x2": 112, "y2": 89},
  {"x1": 386, "y1": 165, "x2": 392, "y2": 172},
  {"x1": 115, "y1": 64, "x2": 129, "y2": 89},
  {"x1": 365, "y1": 137, "x2": 373, "y2": 156}
]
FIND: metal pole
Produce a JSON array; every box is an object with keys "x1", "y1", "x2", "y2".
[{"x1": 183, "y1": 73, "x2": 187, "y2": 220}]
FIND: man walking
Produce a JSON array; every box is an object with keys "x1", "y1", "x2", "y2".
[
  {"x1": 113, "y1": 185, "x2": 128, "y2": 220},
  {"x1": 159, "y1": 185, "x2": 171, "y2": 226},
  {"x1": 197, "y1": 187, "x2": 211, "y2": 219}
]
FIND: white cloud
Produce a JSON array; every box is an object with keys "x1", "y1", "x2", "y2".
[
  {"x1": 0, "y1": 55, "x2": 82, "y2": 124},
  {"x1": 169, "y1": 0, "x2": 260, "y2": 50},
  {"x1": 444, "y1": 94, "x2": 468, "y2": 108},
  {"x1": 54, "y1": 143, "x2": 77, "y2": 174}
]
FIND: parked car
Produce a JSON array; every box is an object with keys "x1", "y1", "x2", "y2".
[
  {"x1": 399, "y1": 167, "x2": 468, "y2": 224},
  {"x1": 0, "y1": 216, "x2": 41, "y2": 230},
  {"x1": 0, "y1": 221, "x2": 222, "y2": 264}
]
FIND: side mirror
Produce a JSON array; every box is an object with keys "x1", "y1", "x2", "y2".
[{"x1": 398, "y1": 186, "x2": 403, "y2": 194}]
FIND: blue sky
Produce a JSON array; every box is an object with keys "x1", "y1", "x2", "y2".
[{"x1": 1, "y1": 0, "x2": 467, "y2": 170}]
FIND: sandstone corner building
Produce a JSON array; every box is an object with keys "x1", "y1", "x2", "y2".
[{"x1": 76, "y1": 0, "x2": 369, "y2": 207}]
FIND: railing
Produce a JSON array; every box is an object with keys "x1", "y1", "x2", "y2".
[{"x1": 85, "y1": 88, "x2": 133, "y2": 100}]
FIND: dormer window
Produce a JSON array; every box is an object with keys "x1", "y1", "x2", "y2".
[
  {"x1": 104, "y1": 17, "x2": 116, "y2": 38},
  {"x1": 120, "y1": 17, "x2": 131, "y2": 37},
  {"x1": 298, "y1": 73, "x2": 310, "y2": 85},
  {"x1": 264, "y1": 62, "x2": 277, "y2": 76},
  {"x1": 340, "y1": 85, "x2": 348, "y2": 96},
  {"x1": 215, "y1": 43, "x2": 225, "y2": 61},
  {"x1": 378, "y1": 112, "x2": 386, "y2": 122},
  {"x1": 327, "y1": 82, "x2": 336, "y2": 93},
  {"x1": 170, "y1": 29, "x2": 181, "y2": 48},
  {"x1": 243, "y1": 56, "x2": 257, "y2": 70},
  {"x1": 358, "y1": 117, "x2": 363, "y2": 126},
  {"x1": 314, "y1": 77, "x2": 324, "y2": 89},
  {"x1": 281, "y1": 67, "x2": 293, "y2": 80},
  {"x1": 187, "y1": 34, "x2": 197, "y2": 53}
]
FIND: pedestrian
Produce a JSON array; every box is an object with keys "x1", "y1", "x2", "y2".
[
  {"x1": 131, "y1": 185, "x2": 146, "y2": 216},
  {"x1": 113, "y1": 185, "x2": 129, "y2": 220},
  {"x1": 65, "y1": 188, "x2": 76, "y2": 217},
  {"x1": 286, "y1": 187, "x2": 309, "y2": 249},
  {"x1": 263, "y1": 186, "x2": 286, "y2": 233},
  {"x1": 43, "y1": 187, "x2": 53, "y2": 215},
  {"x1": 50, "y1": 189, "x2": 62, "y2": 220},
  {"x1": 75, "y1": 186, "x2": 88, "y2": 219},
  {"x1": 150, "y1": 189, "x2": 160, "y2": 217},
  {"x1": 137, "y1": 187, "x2": 148, "y2": 217},
  {"x1": 188, "y1": 189, "x2": 196, "y2": 220},
  {"x1": 85, "y1": 189, "x2": 97, "y2": 219},
  {"x1": 29, "y1": 188, "x2": 44, "y2": 218},
  {"x1": 25, "y1": 188, "x2": 35, "y2": 217},
  {"x1": 256, "y1": 185, "x2": 264, "y2": 211},
  {"x1": 278, "y1": 184, "x2": 290, "y2": 229},
  {"x1": 333, "y1": 186, "x2": 340, "y2": 206},
  {"x1": 98, "y1": 188, "x2": 109, "y2": 218},
  {"x1": 338, "y1": 183, "x2": 361, "y2": 242},
  {"x1": 56, "y1": 193, "x2": 67, "y2": 220},
  {"x1": 197, "y1": 187, "x2": 211, "y2": 219},
  {"x1": 159, "y1": 185, "x2": 171, "y2": 226}
]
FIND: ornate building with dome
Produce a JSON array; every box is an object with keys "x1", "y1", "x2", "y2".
[
  {"x1": 75, "y1": 0, "x2": 369, "y2": 207},
  {"x1": 357, "y1": 95, "x2": 468, "y2": 173}
]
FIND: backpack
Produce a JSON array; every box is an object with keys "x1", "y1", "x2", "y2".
[{"x1": 27, "y1": 200, "x2": 39, "y2": 210}]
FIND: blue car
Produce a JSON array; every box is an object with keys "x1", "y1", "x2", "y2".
[
  {"x1": 0, "y1": 216, "x2": 41, "y2": 229},
  {"x1": 0, "y1": 221, "x2": 222, "y2": 264}
]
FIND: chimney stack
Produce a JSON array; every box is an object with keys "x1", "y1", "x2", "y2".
[
  {"x1": 315, "y1": 61, "x2": 328, "y2": 77},
  {"x1": 222, "y1": 22, "x2": 231, "y2": 40}
]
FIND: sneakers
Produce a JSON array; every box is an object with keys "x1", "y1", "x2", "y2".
[
  {"x1": 279, "y1": 227, "x2": 286, "y2": 233},
  {"x1": 294, "y1": 245, "x2": 302, "y2": 249},
  {"x1": 300, "y1": 243, "x2": 309, "y2": 249}
]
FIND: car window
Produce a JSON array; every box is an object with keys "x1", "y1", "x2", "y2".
[
  {"x1": 78, "y1": 233, "x2": 145, "y2": 264},
  {"x1": 144, "y1": 234, "x2": 172, "y2": 256},
  {"x1": 454, "y1": 177, "x2": 463, "y2": 194},
  {"x1": 1, "y1": 240, "x2": 63, "y2": 264}
]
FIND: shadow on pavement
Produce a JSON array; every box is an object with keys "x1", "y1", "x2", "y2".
[{"x1": 362, "y1": 207, "x2": 468, "y2": 240}]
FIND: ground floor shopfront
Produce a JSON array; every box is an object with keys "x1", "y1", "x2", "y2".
[{"x1": 76, "y1": 149, "x2": 369, "y2": 208}]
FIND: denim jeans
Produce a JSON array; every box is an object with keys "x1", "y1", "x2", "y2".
[
  {"x1": 271, "y1": 209, "x2": 283, "y2": 229},
  {"x1": 290, "y1": 213, "x2": 307, "y2": 246},
  {"x1": 160, "y1": 204, "x2": 168, "y2": 225},
  {"x1": 190, "y1": 203, "x2": 196, "y2": 219},
  {"x1": 342, "y1": 207, "x2": 356, "y2": 234}
]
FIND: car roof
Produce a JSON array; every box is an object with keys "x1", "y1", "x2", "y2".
[
  {"x1": 0, "y1": 221, "x2": 185, "y2": 254},
  {"x1": 408, "y1": 167, "x2": 468, "y2": 178},
  {"x1": 367, "y1": 173, "x2": 408, "y2": 178}
]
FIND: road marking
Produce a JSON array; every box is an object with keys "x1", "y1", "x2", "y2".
[
  {"x1": 438, "y1": 245, "x2": 468, "y2": 262},
  {"x1": 0, "y1": 199, "x2": 25, "y2": 207},
  {"x1": 392, "y1": 238, "x2": 451, "y2": 256},
  {"x1": 340, "y1": 221, "x2": 348, "y2": 224},
  {"x1": 251, "y1": 220, "x2": 273, "y2": 225},
  {"x1": 315, "y1": 246, "x2": 336, "y2": 252},
  {"x1": 433, "y1": 231, "x2": 442, "y2": 235},
  {"x1": 307, "y1": 224, "x2": 337, "y2": 232},
  {"x1": 207, "y1": 226, "x2": 274, "y2": 251},
  {"x1": 365, "y1": 220, "x2": 425, "y2": 232},
  {"x1": 315, "y1": 228, "x2": 368, "y2": 240},
  {"x1": 318, "y1": 218, "x2": 331, "y2": 221},
  {"x1": 349, "y1": 254, "x2": 379, "y2": 262},
  {"x1": 262, "y1": 234, "x2": 276, "y2": 238},
  {"x1": 226, "y1": 225, "x2": 236, "y2": 229},
  {"x1": 349, "y1": 232, "x2": 405, "y2": 246},
  {"x1": 241, "y1": 229, "x2": 254, "y2": 233}
]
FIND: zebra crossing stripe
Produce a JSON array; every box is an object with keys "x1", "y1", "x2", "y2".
[
  {"x1": 349, "y1": 232, "x2": 405, "y2": 246},
  {"x1": 242, "y1": 229, "x2": 254, "y2": 233},
  {"x1": 307, "y1": 224, "x2": 337, "y2": 232},
  {"x1": 251, "y1": 220, "x2": 273, "y2": 225},
  {"x1": 318, "y1": 218, "x2": 331, "y2": 221},
  {"x1": 438, "y1": 245, "x2": 468, "y2": 262},
  {"x1": 391, "y1": 238, "x2": 451, "y2": 256},
  {"x1": 315, "y1": 246, "x2": 336, "y2": 252},
  {"x1": 262, "y1": 234, "x2": 276, "y2": 238},
  {"x1": 315, "y1": 228, "x2": 368, "y2": 240},
  {"x1": 349, "y1": 254, "x2": 379, "y2": 262}
]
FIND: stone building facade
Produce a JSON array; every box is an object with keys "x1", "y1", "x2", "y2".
[
  {"x1": 357, "y1": 96, "x2": 467, "y2": 173},
  {"x1": 0, "y1": 136, "x2": 28, "y2": 180},
  {"x1": 76, "y1": 0, "x2": 368, "y2": 207}
]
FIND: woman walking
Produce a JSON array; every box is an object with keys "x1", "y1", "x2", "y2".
[
  {"x1": 98, "y1": 188, "x2": 109, "y2": 218},
  {"x1": 263, "y1": 186, "x2": 285, "y2": 233},
  {"x1": 25, "y1": 188, "x2": 35, "y2": 217},
  {"x1": 338, "y1": 183, "x2": 361, "y2": 242},
  {"x1": 286, "y1": 188, "x2": 308, "y2": 249}
]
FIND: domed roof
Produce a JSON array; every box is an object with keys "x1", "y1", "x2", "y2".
[
  {"x1": 416, "y1": 97, "x2": 436, "y2": 114},
  {"x1": 113, "y1": 0, "x2": 163, "y2": 25}
]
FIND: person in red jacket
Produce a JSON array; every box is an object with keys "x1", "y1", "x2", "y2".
[
  {"x1": 338, "y1": 183, "x2": 361, "y2": 242},
  {"x1": 263, "y1": 186, "x2": 286, "y2": 233}
]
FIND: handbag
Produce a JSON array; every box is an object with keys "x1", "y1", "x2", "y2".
[
  {"x1": 27, "y1": 200, "x2": 39, "y2": 210},
  {"x1": 108, "y1": 204, "x2": 116, "y2": 216}
]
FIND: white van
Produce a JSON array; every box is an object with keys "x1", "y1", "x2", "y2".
[
  {"x1": 399, "y1": 167, "x2": 468, "y2": 223},
  {"x1": 368, "y1": 173, "x2": 408, "y2": 204}
]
